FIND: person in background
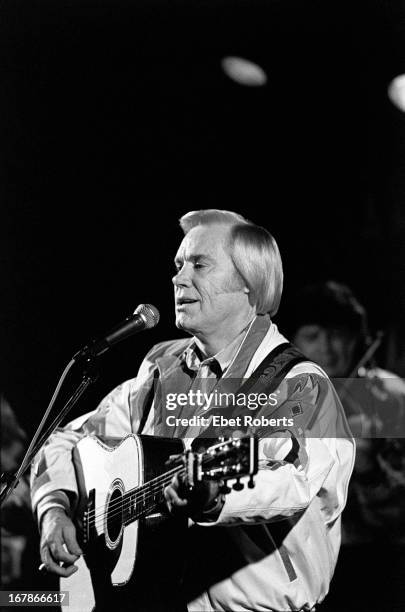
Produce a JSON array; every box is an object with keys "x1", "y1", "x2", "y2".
[
  {"x1": 0, "y1": 394, "x2": 58, "y2": 595},
  {"x1": 1, "y1": 394, "x2": 30, "y2": 588},
  {"x1": 285, "y1": 281, "x2": 405, "y2": 611}
]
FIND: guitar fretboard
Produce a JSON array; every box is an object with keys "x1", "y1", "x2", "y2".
[{"x1": 122, "y1": 465, "x2": 184, "y2": 525}]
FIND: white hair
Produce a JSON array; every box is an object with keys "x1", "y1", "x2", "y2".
[{"x1": 179, "y1": 209, "x2": 283, "y2": 316}]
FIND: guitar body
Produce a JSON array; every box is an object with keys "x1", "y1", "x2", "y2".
[{"x1": 61, "y1": 435, "x2": 186, "y2": 612}]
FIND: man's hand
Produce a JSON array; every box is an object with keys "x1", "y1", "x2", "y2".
[
  {"x1": 40, "y1": 508, "x2": 82, "y2": 577},
  {"x1": 164, "y1": 474, "x2": 222, "y2": 519},
  {"x1": 163, "y1": 474, "x2": 189, "y2": 513}
]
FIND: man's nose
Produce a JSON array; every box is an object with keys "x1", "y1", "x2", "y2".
[{"x1": 172, "y1": 266, "x2": 192, "y2": 287}]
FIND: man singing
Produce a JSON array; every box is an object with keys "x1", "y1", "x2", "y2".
[{"x1": 31, "y1": 210, "x2": 355, "y2": 611}]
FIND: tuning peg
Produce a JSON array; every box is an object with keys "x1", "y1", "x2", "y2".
[
  {"x1": 233, "y1": 478, "x2": 244, "y2": 491},
  {"x1": 220, "y1": 483, "x2": 232, "y2": 495},
  {"x1": 248, "y1": 475, "x2": 255, "y2": 489}
]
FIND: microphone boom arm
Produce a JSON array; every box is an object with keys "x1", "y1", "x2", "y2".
[
  {"x1": 1, "y1": 303, "x2": 159, "y2": 506},
  {"x1": 0, "y1": 356, "x2": 99, "y2": 506}
]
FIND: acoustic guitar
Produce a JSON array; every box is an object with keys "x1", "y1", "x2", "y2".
[{"x1": 60, "y1": 434, "x2": 258, "y2": 611}]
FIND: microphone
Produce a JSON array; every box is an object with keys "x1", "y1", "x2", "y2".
[{"x1": 73, "y1": 304, "x2": 160, "y2": 360}]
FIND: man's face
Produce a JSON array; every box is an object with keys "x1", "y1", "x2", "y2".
[
  {"x1": 293, "y1": 324, "x2": 357, "y2": 377},
  {"x1": 173, "y1": 224, "x2": 250, "y2": 338}
]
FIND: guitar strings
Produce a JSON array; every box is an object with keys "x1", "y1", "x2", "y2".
[
  {"x1": 88, "y1": 467, "x2": 185, "y2": 529},
  {"x1": 90, "y1": 456, "x2": 249, "y2": 530},
  {"x1": 88, "y1": 456, "x2": 244, "y2": 529},
  {"x1": 86, "y1": 464, "x2": 182, "y2": 519},
  {"x1": 85, "y1": 440, "x2": 238, "y2": 519},
  {"x1": 91, "y1": 492, "x2": 170, "y2": 531},
  {"x1": 89, "y1": 470, "x2": 182, "y2": 529},
  {"x1": 88, "y1": 450, "x2": 237, "y2": 528},
  {"x1": 86, "y1": 447, "x2": 235, "y2": 520},
  {"x1": 90, "y1": 454, "x2": 239, "y2": 530},
  {"x1": 85, "y1": 444, "x2": 246, "y2": 530},
  {"x1": 89, "y1": 474, "x2": 183, "y2": 528},
  {"x1": 89, "y1": 474, "x2": 181, "y2": 529},
  {"x1": 85, "y1": 441, "x2": 240, "y2": 516}
]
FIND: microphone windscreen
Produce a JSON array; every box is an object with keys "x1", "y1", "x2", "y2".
[{"x1": 134, "y1": 304, "x2": 160, "y2": 329}]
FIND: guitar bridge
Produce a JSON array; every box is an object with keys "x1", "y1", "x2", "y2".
[
  {"x1": 82, "y1": 510, "x2": 89, "y2": 545},
  {"x1": 82, "y1": 488, "x2": 95, "y2": 545}
]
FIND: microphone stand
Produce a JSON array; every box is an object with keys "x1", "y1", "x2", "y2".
[{"x1": 0, "y1": 355, "x2": 99, "y2": 506}]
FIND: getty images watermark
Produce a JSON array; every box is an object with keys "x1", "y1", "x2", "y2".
[
  {"x1": 164, "y1": 389, "x2": 294, "y2": 429},
  {"x1": 154, "y1": 377, "x2": 405, "y2": 438}
]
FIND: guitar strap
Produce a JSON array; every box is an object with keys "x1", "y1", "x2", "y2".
[
  {"x1": 192, "y1": 342, "x2": 310, "y2": 441},
  {"x1": 236, "y1": 341, "x2": 308, "y2": 397},
  {"x1": 139, "y1": 341, "x2": 310, "y2": 436}
]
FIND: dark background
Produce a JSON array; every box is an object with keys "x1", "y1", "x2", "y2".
[{"x1": 2, "y1": 0, "x2": 405, "y2": 435}]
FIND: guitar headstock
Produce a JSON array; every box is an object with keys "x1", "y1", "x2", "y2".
[{"x1": 193, "y1": 436, "x2": 258, "y2": 491}]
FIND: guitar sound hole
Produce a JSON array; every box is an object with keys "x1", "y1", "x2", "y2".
[{"x1": 106, "y1": 487, "x2": 123, "y2": 543}]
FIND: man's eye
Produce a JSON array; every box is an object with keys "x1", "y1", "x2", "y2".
[{"x1": 194, "y1": 263, "x2": 204, "y2": 269}]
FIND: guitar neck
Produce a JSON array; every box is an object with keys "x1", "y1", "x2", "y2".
[
  {"x1": 84, "y1": 436, "x2": 257, "y2": 536},
  {"x1": 122, "y1": 465, "x2": 183, "y2": 525}
]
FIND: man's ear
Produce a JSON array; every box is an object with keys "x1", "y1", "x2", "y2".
[{"x1": 244, "y1": 286, "x2": 256, "y2": 309}]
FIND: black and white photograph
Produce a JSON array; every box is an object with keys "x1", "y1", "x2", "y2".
[{"x1": 1, "y1": 1, "x2": 405, "y2": 611}]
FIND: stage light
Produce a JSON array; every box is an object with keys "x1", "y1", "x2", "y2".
[
  {"x1": 221, "y1": 56, "x2": 267, "y2": 87},
  {"x1": 388, "y1": 74, "x2": 405, "y2": 112}
]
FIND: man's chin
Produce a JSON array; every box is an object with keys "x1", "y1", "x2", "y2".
[{"x1": 175, "y1": 315, "x2": 195, "y2": 334}]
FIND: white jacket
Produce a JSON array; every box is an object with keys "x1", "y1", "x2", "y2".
[{"x1": 31, "y1": 323, "x2": 355, "y2": 611}]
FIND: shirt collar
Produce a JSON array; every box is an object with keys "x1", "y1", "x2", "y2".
[{"x1": 181, "y1": 314, "x2": 271, "y2": 375}]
